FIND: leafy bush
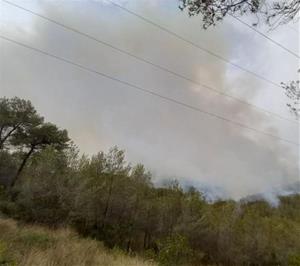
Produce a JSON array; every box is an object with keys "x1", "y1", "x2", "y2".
[
  {"x1": 289, "y1": 254, "x2": 300, "y2": 266},
  {"x1": 17, "y1": 231, "x2": 53, "y2": 249},
  {"x1": 1, "y1": 97, "x2": 300, "y2": 266},
  {"x1": 0, "y1": 241, "x2": 15, "y2": 265},
  {"x1": 157, "y1": 235, "x2": 194, "y2": 266},
  {"x1": 0, "y1": 217, "x2": 156, "y2": 266}
]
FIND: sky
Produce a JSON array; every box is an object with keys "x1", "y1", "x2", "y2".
[{"x1": 0, "y1": 0, "x2": 299, "y2": 201}]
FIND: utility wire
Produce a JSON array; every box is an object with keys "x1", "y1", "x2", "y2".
[
  {"x1": 1, "y1": 35, "x2": 298, "y2": 147},
  {"x1": 2, "y1": 0, "x2": 298, "y2": 124},
  {"x1": 230, "y1": 15, "x2": 300, "y2": 59},
  {"x1": 106, "y1": 0, "x2": 282, "y2": 89},
  {"x1": 287, "y1": 24, "x2": 299, "y2": 34}
]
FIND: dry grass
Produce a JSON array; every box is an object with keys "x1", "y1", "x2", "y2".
[{"x1": 0, "y1": 217, "x2": 157, "y2": 266}]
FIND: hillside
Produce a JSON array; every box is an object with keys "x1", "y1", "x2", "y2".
[
  {"x1": 0, "y1": 216, "x2": 156, "y2": 266},
  {"x1": 1, "y1": 97, "x2": 300, "y2": 266}
]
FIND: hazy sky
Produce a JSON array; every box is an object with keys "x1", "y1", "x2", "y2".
[{"x1": 0, "y1": 0, "x2": 299, "y2": 200}]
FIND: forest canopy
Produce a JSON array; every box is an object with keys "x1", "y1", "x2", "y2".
[{"x1": 0, "y1": 97, "x2": 299, "y2": 266}]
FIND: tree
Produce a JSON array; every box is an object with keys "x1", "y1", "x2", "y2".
[
  {"x1": 71, "y1": 147, "x2": 132, "y2": 245},
  {"x1": 178, "y1": 1, "x2": 299, "y2": 117},
  {"x1": 0, "y1": 151, "x2": 17, "y2": 186},
  {"x1": 0, "y1": 97, "x2": 43, "y2": 150},
  {"x1": 281, "y1": 74, "x2": 300, "y2": 118},
  {"x1": 179, "y1": 0, "x2": 300, "y2": 28},
  {"x1": 157, "y1": 234, "x2": 194, "y2": 266},
  {"x1": 267, "y1": 0, "x2": 300, "y2": 27},
  {"x1": 1, "y1": 97, "x2": 300, "y2": 265},
  {"x1": 9, "y1": 123, "x2": 69, "y2": 188},
  {"x1": 15, "y1": 146, "x2": 77, "y2": 224}
]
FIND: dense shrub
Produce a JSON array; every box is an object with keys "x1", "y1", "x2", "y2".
[{"x1": 1, "y1": 97, "x2": 300, "y2": 265}]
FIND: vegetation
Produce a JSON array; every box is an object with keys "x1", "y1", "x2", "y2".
[
  {"x1": 179, "y1": 0, "x2": 300, "y2": 28},
  {"x1": 179, "y1": 0, "x2": 300, "y2": 118},
  {"x1": 281, "y1": 71, "x2": 300, "y2": 118},
  {"x1": 0, "y1": 216, "x2": 156, "y2": 266},
  {"x1": 0, "y1": 97, "x2": 300, "y2": 265}
]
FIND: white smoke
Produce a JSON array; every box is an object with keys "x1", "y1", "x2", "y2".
[{"x1": 0, "y1": 0, "x2": 299, "y2": 201}]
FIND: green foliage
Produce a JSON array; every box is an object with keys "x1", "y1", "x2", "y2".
[
  {"x1": 0, "y1": 97, "x2": 43, "y2": 150},
  {"x1": 0, "y1": 217, "x2": 155, "y2": 266},
  {"x1": 11, "y1": 122, "x2": 69, "y2": 151},
  {"x1": 15, "y1": 146, "x2": 77, "y2": 225},
  {"x1": 17, "y1": 231, "x2": 52, "y2": 249},
  {"x1": 0, "y1": 151, "x2": 17, "y2": 186},
  {"x1": 0, "y1": 97, "x2": 69, "y2": 188},
  {"x1": 0, "y1": 241, "x2": 15, "y2": 266},
  {"x1": 157, "y1": 234, "x2": 194, "y2": 266},
  {"x1": 1, "y1": 97, "x2": 300, "y2": 266},
  {"x1": 289, "y1": 254, "x2": 300, "y2": 266}
]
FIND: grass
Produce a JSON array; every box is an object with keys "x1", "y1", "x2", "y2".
[{"x1": 0, "y1": 216, "x2": 157, "y2": 266}]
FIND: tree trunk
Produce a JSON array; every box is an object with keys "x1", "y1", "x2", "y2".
[
  {"x1": 126, "y1": 239, "x2": 131, "y2": 253},
  {"x1": 143, "y1": 230, "x2": 149, "y2": 249},
  {"x1": 0, "y1": 124, "x2": 20, "y2": 150},
  {"x1": 10, "y1": 145, "x2": 35, "y2": 188},
  {"x1": 102, "y1": 174, "x2": 115, "y2": 229}
]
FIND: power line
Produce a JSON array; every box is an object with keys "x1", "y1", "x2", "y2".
[
  {"x1": 230, "y1": 15, "x2": 300, "y2": 59},
  {"x1": 106, "y1": 0, "x2": 282, "y2": 89},
  {"x1": 287, "y1": 24, "x2": 299, "y2": 34},
  {"x1": 1, "y1": 35, "x2": 298, "y2": 147},
  {"x1": 2, "y1": 0, "x2": 298, "y2": 125}
]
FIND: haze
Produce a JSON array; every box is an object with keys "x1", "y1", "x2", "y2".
[{"x1": 0, "y1": 0, "x2": 299, "y2": 201}]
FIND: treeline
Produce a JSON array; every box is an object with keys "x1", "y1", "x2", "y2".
[{"x1": 0, "y1": 97, "x2": 300, "y2": 266}]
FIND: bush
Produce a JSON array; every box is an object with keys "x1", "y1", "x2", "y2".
[
  {"x1": 0, "y1": 240, "x2": 15, "y2": 265},
  {"x1": 289, "y1": 254, "x2": 300, "y2": 266},
  {"x1": 17, "y1": 231, "x2": 53, "y2": 249},
  {"x1": 157, "y1": 234, "x2": 194, "y2": 266},
  {"x1": 0, "y1": 217, "x2": 156, "y2": 266}
]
